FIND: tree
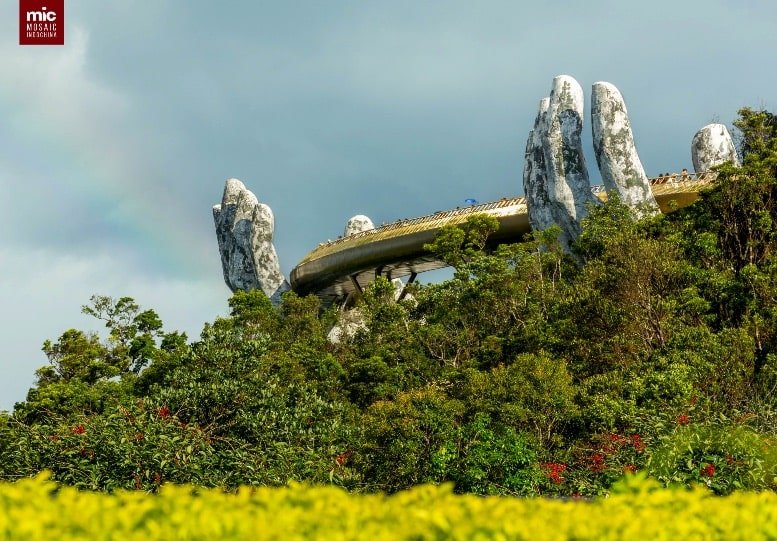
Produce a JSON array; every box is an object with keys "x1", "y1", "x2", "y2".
[
  {"x1": 81, "y1": 295, "x2": 166, "y2": 373},
  {"x1": 424, "y1": 214, "x2": 499, "y2": 269},
  {"x1": 17, "y1": 296, "x2": 171, "y2": 422}
]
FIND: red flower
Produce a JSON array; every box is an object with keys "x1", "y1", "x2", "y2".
[
  {"x1": 543, "y1": 462, "x2": 567, "y2": 484},
  {"x1": 158, "y1": 406, "x2": 171, "y2": 419},
  {"x1": 700, "y1": 463, "x2": 716, "y2": 477},
  {"x1": 71, "y1": 425, "x2": 85, "y2": 435},
  {"x1": 589, "y1": 453, "x2": 606, "y2": 473},
  {"x1": 631, "y1": 434, "x2": 646, "y2": 453},
  {"x1": 677, "y1": 414, "x2": 690, "y2": 426},
  {"x1": 602, "y1": 433, "x2": 624, "y2": 454},
  {"x1": 335, "y1": 450, "x2": 353, "y2": 467},
  {"x1": 624, "y1": 464, "x2": 637, "y2": 474}
]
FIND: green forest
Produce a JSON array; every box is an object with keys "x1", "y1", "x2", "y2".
[{"x1": 2, "y1": 108, "x2": 776, "y2": 497}]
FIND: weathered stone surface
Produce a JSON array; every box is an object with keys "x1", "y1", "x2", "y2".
[
  {"x1": 327, "y1": 277, "x2": 414, "y2": 344},
  {"x1": 213, "y1": 178, "x2": 290, "y2": 304},
  {"x1": 591, "y1": 82, "x2": 658, "y2": 215},
  {"x1": 523, "y1": 97, "x2": 556, "y2": 232},
  {"x1": 391, "y1": 277, "x2": 416, "y2": 303},
  {"x1": 541, "y1": 75, "x2": 599, "y2": 247},
  {"x1": 344, "y1": 215, "x2": 375, "y2": 237},
  {"x1": 692, "y1": 123, "x2": 740, "y2": 172},
  {"x1": 327, "y1": 308, "x2": 367, "y2": 344}
]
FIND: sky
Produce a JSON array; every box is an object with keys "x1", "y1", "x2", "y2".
[{"x1": 1, "y1": 0, "x2": 776, "y2": 410}]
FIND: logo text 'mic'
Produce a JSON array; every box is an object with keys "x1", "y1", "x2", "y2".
[{"x1": 19, "y1": 0, "x2": 64, "y2": 45}]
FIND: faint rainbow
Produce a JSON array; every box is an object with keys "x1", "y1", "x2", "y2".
[{"x1": 0, "y1": 93, "x2": 212, "y2": 278}]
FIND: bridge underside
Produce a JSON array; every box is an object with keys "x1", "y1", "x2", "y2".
[
  {"x1": 290, "y1": 174, "x2": 713, "y2": 305},
  {"x1": 291, "y1": 204, "x2": 530, "y2": 304}
]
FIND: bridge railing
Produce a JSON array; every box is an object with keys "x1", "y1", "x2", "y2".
[
  {"x1": 313, "y1": 196, "x2": 529, "y2": 249},
  {"x1": 310, "y1": 171, "x2": 718, "y2": 254},
  {"x1": 647, "y1": 170, "x2": 717, "y2": 185},
  {"x1": 590, "y1": 171, "x2": 717, "y2": 194}
]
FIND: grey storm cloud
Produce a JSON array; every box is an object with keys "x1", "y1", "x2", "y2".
[{"x1": 1, "y1": 0, "x2": 776, "y2": 409}]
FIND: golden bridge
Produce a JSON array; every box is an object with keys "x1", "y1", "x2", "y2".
[{"x1": 290, "y1": 172, "x2": 716, "y2": 303}]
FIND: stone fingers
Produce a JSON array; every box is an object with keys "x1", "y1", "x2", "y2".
[
  {"x1": 524, "y1": 98, "x2": 555, "y2": 233},
  {"x1": 213, "y1": 178, "x2": 290, "y2": 304},
  {"x1": 525, "y1": 75, "x2": 671, "y2": 250},
  {"x1": 692, "y1": 124, "x2": 739, "y2": 172},
  {"x1": 524, "y1": 75, "x2": 594, "y2": 250},
  {"x1": 344, "y1": 215, "x2": 375, "y2": 237},
  {"x1": 591, "y1": 82, "x2": 659, "y2": 216}
]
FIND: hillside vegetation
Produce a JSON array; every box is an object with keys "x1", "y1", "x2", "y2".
[
  {"x1": 1, "y1": 473, "x2": 776, "y2": 540},
  {"x1": 1, "y1": 108, "x2": 776, "y2": 497}
]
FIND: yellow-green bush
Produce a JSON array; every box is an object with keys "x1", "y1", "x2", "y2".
[{"x1": 1, "y1": 473, "x2": 776, "y2": 540}]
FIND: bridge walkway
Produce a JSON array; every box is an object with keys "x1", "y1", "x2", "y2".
[{"x1": 290, "y1": 172, "x2": 716, "y2": 303}]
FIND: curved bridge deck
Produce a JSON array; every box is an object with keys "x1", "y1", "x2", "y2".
[{"x1": 290, "y1": 172, "x2": 716, "y2": 303}]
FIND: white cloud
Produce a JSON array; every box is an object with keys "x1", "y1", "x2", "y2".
[
  {"x1": 0, "y1": 20, "x2": 212, "y2": 272},
  {"x1": 0, "y1": 26, "x2": 127, "y2": 140}
]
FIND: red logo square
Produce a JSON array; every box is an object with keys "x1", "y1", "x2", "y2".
[{"x1": 19, "y1": 0, "x2": 64, "y2": 45}]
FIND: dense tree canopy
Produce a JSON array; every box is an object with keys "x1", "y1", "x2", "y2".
[{"x1": 2, "y1": 108, "x2": 776, "y2": 496}]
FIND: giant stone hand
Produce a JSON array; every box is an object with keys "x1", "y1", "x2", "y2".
[
  {"x1": 213, "y1": 178, "x2": 290, "y2": 305},
  {"x1": 525, "y1": 75, "x2": 665, "y2": 250}
]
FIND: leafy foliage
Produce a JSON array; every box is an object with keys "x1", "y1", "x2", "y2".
[
  {"x1": 2, "y1": 474, "x2": 777, "y2": 540},
  {"x1": 2, "y1": 107, "x2": 777, "y2": 497}
]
